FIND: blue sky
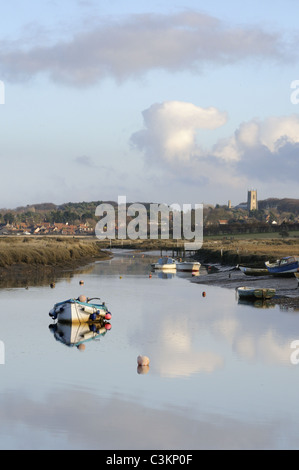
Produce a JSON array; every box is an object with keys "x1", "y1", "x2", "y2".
[{"x1": 0, "y1": 0, "x2": 298, "y2": 208}]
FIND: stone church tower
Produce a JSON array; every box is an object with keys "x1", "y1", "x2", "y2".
[{"x1": 247, "y1": 190, "x2": 258, "y2": 211}]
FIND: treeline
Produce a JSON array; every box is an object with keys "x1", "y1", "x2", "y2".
[{"x1": 0, "y1": 201, "x2": 106, "y2": 226}]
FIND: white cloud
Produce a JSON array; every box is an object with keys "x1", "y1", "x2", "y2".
[
  {"x1": 131, "y1": 102, "x2": 299, "y2": 189},
  {"x1": 131, "y1": 100, "x2": 227, "y2": 163},
  {"x1": 0, "y1": 11, "x2": 290, "y2": 86},
  {"x1": 215, "y1": 114, "x2": 299, "y2": 161}
]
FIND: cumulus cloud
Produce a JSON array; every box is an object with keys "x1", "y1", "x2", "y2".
[
  {"x1": 131, "y1": 101, "x2": 299, "y2": 186},
  {"x1": 0, "y1": 11, "x2": 290, "y2": 85},
  {"x1": 215, "y1": 114, "x2": 299, "y2": 161},
  {"x1": 215, "y1": 114, "x2": 299, "y2": 181},
  {"x1": 131, "y1": 101, "x2": 227, "y2": 164}
]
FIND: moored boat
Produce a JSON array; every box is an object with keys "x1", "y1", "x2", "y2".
[
  {"x1": 151, "y1": 257, "x2": 177, "y2": 270},
  {"x1": 238, "y1": 265, "x2": 269, "y2": 276},
  {"x1": 176, "y1": 261, "x2": 201, "y2": 272},
  {"x1": 265, "y1": 256, "x2": 299, "y2": 275},
  {"x1": 49, "y1": 297, "x2": 111, "y2": 324},
  {"x1": 237, "y1": 286, "x2": 276, "y2": 300}
]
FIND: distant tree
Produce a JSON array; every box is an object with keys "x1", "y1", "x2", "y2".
[{"x1": 4, "y1": 212, "x2": 14, "y2": 224}]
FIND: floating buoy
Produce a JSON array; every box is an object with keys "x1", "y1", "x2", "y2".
[
  {"x1": 79, "y1": 280, "x2": 84, "y2": 285},
  {"x1": 77, "y1": 344, "x2": 86, "y2": 351},
  {"x1": 105, "y1": 323, "x2": 111, "y2": 330},
  {"x1": 50, "y1": 282, "x2": 55, "y2": 288},
  {"x1": 149, "y1": 273, "x2": 152, "y2": 278},
  {"x1": 202, "y1": 291, "x2": 206, "y2": 297},
  {"x1": 119, "y1": 276, "x2": 122, "y2": 279},
  {"x1": 78, "y1": 295, "x2": 87, "y2": 302},
  {"x1": 137, "y1": 355, "x2": 150, "y2": 366}
]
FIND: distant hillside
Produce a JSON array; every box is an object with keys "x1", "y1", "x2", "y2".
[{"x1": 258, "y1": 198, "x2": 299, "y2": 214}]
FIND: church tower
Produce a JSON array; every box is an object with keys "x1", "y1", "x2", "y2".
[{"x1": 247, "y1": 190, "x2": 258, "y2": 211}]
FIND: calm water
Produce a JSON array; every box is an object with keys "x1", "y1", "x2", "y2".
[{"x1": 1, "y1": 249, "x2": 299, "y2": 450}]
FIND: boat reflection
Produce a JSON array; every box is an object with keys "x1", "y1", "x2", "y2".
[
  {"x1": 176, "y1": 271, "x2": 200, "y2": 279},
  {"x1": 49, "y1": 320, "x2": 111, "y2": 350},
  {"x1": 157, "y1": 269, "x2": 176, "y2": 279},
  {"x1": 237, "y1": 298, "x2": 275, "y2": 309},
  {"x1": 151, "y1": 269, "x2": 201, "y2": 280}
]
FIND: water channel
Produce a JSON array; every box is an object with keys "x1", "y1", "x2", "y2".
[{"x1": 0, "y1": 250, "x2": 299, "y2": 450}]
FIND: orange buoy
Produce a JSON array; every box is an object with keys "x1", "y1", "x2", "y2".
[
  {"x1": 137, "y1": 355, "x2": 150, "y2": 366},
  {"x1": 202, "y1": 291, "x2": 206, "y2": 297},
  {"x1": 79, "y1": 280, "x2": 84, "y2": 285}
]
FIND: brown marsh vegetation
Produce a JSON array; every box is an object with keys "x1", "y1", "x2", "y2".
[{"x1": 0, "y1": 236, "x2": 111, "y2": 268}]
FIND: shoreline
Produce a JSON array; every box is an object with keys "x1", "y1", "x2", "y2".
[
  {"x1": 193, "y1": 238, "x2": 299, "y2": 266},
  {"x1": 0, "y1": 236, "x2": 112, "y2": 286}
]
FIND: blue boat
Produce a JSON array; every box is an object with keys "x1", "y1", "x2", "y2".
[{"x1": 265, "y1": 256, "x2": 299, "y2": 275}]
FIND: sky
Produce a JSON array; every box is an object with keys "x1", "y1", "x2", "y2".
[{"x1": 0, "y1": 0, "x2": 299, "y2": 209}]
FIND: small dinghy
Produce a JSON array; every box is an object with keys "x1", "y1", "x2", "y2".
[
  {"x1": 151, "y1": 257, "x2": 177, "y2": 270},
  {"x1": 49, "y1": 297, "x2": 111, "y2": 324},
  {"x1": 237, "y1": 286, "x2": 276, "y2": 300},
  {"x1": 238, "y1": 265, "x2": 269, "y2": 276},
  {"x1": 176, "y1": 261, "x2": 201, "y2": 272}
]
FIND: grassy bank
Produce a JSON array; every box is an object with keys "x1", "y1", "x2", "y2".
[
  {"x1": 195, "y1": 238, "x2": 299, "y2": 266},
  {"x1": 0, "y1": 236, "x2": 111, "y2": 269},
  {"x1": 1, "y1": 235, "x2": 298, "y2": 269},
  {"x1": 100, "y1": 237, "x2": 299, "y2": 265}
]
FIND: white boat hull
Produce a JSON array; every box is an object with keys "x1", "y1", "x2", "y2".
[
  {"x1": 152, "y1": 263, "x2": 177, "y2": 270},
  {"x1": 176, "y1": 261, "x2": 201, "y2": 272},
  {"x1": 49, "y1": 299, "x2": 109, "y2": 324},
  {"x1": 151, "y1": 257, "x2": 177, "y2": 270}
]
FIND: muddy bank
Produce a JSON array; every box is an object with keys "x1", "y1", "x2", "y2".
[
  {"x1": 0, "y1": 255, "x2": 111, "y2": 288},
  {"x1": 192, "y1": 263, "x2": 299, "y2": 310}
]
